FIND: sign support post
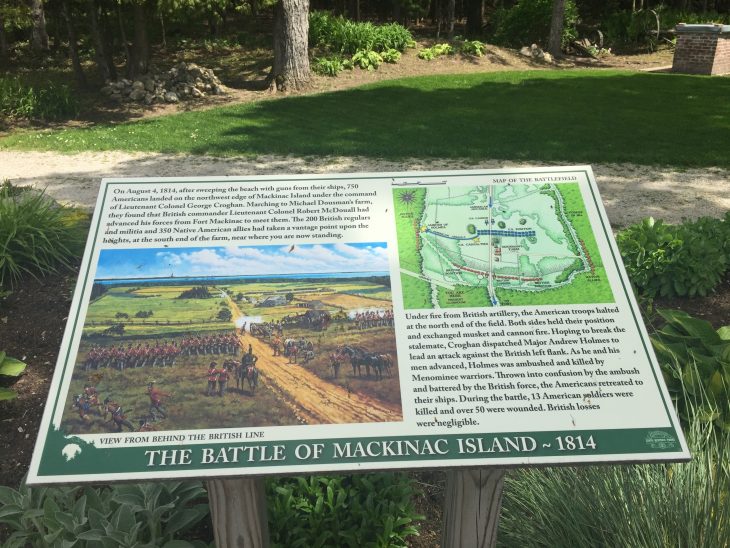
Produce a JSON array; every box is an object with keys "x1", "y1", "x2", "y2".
[
  {"x1": 208, "y1": 478, "x2": 270, "y2": 548},
  {"x1": 442, "y1": 468, "x2": 506, "y2": 548}
]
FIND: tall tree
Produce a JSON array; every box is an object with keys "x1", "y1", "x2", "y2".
[
  {"x1": 465, "y1": 0, "x2": 483, "y2": 37},
  {"x1": 128, "y1": 0, "x2": 151, "y2": 77},
  {"x1": 0, "y1": 14, "x2": 8, "y2": 65},
  {"x1": 547, "y1": 0, "x2": 565, "y2": 57},
  {"x1": 269, "y1": 0, "x2": 310, "y2": 92},
  {"x1": 60, "y1": 0, "x2": 86, "y2": 86},
  {"x1": 28, "y1": 0, "x2": 49, "y2": 51},
  {"x1": 87, "y1": 0, "x2": 117, "y2": 81}
]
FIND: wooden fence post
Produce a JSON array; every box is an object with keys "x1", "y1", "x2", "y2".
[
  {"x1": 442, "y1": 468, "x2": 506, "y2": 548},
  {"x1": 207, "y1": 478, "x2": 270, "y2": 548}
]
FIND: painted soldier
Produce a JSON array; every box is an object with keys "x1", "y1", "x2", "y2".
[
  {"x1": 271, "y1": 334, "x2": 282, "y2": 356},
  {"x1": 218, "y1": 366, "x2": 229, "y2": 397},
  {"x1": 207, "y1": 362, "x2": 219, "y2": 396},
  {"x1": 104, "y1": 398, "x2": 134, "y2": 432},
  {"x1": 147, "y1": 382, "x2": 170, "y2": 419}
]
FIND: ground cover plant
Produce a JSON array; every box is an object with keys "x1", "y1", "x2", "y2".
[
  {"x1": 3, "y1": 70, "x2": 730, "y2": 168},
  {"x1": 0, "y1": 480, "x2": 211, "y2": 548},
  {"x1": 0, "y1": 185, "x2": 88, "y2": 289},
  {"x1": 0, "y1": 352, "x2": 26, "y2": 401},
  {"x1": 0, "y1": 77, "x2": 79, "y2": 122},
  {"x1": 267, "y1": 473, "x2": 422, "y2": 547},
  {"x1": 617, "y1": 214, "x2": 730, "y2": 298},
  {"x1": 651, "y1": 309, "x2": 730, "y2": 432}
]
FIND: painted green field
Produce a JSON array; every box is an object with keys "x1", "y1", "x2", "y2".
[{"x1": 87, "y1": 285, "x2": 229, "y2": 324}]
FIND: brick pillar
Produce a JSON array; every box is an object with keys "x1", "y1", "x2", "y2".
[{"x1": 672, "y1": 23, "x2": 730, "y2": 76}]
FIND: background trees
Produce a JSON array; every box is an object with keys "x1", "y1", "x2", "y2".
[{"x1": 0, "y1": 0, "x2": 728, "y2": 100}]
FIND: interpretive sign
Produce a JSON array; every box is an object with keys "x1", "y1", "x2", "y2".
[{"x1": 29, "y1": 167, "x2": 689, "y2": 485}]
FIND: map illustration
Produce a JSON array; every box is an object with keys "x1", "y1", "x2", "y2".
[{"x1": 393, "y1": 182, "x2": 614, "y2": 309}]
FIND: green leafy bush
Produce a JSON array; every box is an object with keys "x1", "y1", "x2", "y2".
[
  {"x1": 351, "y1": 49, "x2": 383, "y2": 70},
  {"x1": 381, "y1": 48, "x2": 402, "y2": 63},
  {"x1": 601, "y1": 10, "x2": 660, "y2": 50},
  {"x1": 491, "y1": 0, "x2": 578, "y2": 48},
  {"x1": 617, "y1": 215, "x2": 730, "y2": 298},
  {"x1": 309, "y1": 12, "x2": 413, "y2": 54},
  {"x1": 267, "y1": 473, "x2": 423, "y2": 547},
  {"x1": 0, "y1": 77, "x2": 79, "y2": 121},
  {"x1": 0, "y1": 481, "x2": 210, "y2": 548},
  {"x1": 0, "y1": 351, "x2": 26, "y2": 401},
  {"x1": 417, "y1": 43, "x2": 454, "y2": 60},
  {"x1": 0, "y1": 184, "x2": 89, "y2": 289},
  {"x1": 312, "y1": 56, "x2": 345, "y2": 76},
  {"x1": 651, "y1": 309, "x2": 730, "y2": 432},
  {"x1": 460, "y1": 39, "x2": 486, "y2": 56}
]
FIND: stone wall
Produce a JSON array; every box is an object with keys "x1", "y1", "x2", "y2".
[{"x1": 672, "y1": 24, "x2": 730, "y2": 75}]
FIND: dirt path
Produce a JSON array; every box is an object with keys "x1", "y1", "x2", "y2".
[
  {"x1": 2, "y1": 151, "x2": 728, "y2": 228},
  {"x1": 227, "y1": 298, "x2": 402, "y2": 425}
]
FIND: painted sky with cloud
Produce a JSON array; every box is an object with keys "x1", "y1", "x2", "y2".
[{"x1": 94, "y1": 243, "x2": 390, "y2": 279}]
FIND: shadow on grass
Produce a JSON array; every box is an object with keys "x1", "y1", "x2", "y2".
[
  {"x1": 189, "y1": 70, "x2": 730, "y2": 167},
  {"x1": 4, "y1": 70, "x2": 730, "y2": 168}
]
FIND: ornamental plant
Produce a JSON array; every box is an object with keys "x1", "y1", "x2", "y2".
[
  {"x1": 0, "y1": 183, "x2": 88, "y2": 289},
  {"x1": 651, "y1": 309, "x2": 730, "y2": 432},
  {"x1": 616, "y1": 215, "x2": 730, "y2": 298},
  {"x1": 0, "y1": 351, "x2": 26, "y2": 401}
]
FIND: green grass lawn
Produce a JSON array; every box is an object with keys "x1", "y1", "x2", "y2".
[{"x1": 2, "y1": 69, "x2": 729, "y2": 167}]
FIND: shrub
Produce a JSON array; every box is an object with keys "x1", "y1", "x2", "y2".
[
  {"x1": 0, "y1": 481, "x2": 210, "y2": 547},
  {"x1": 616, "y1": 215, "x2": 730, "y2": 298},
  {"x1": 460, "y1": 39, "x2": 486, "y2": 56},
  {"x1": 309, "y1": 11, "x2": 413, "y2": 54},
  {"x1": 0, "y1": 184, "x2": 88, "y2": 289},
  {"x1": 351, "y1": 49, "x2": 383, "y2": 70},
  {"x1": 651, "y1": 309, "x2": 730, "y2": 432},
  {"x1": 491, "y1": 0, "x2": 578, "y2": 49},
  {"x1": 0, "y1": 77, "x2": 79, "y2": 121},
  {"x1": 312, "y1": 56, "x2": 345, "y2": 76},
  {"x1": 267, "y1": 473, "x2": 423, "y2": 547},
  {"x1": 417, "y1": 43, "x2": 453, "y2": 60},
  {"x1": 381, "y1": 48, "x2": 402, "y2": 63}
]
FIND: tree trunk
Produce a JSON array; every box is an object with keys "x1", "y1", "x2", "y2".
[
  {"x1": 87, "y1": 0, "x2": 117, "y2": 81},
  {"x1": 207, "y1": 478, "x2": 270, "y2": 548},
  {"x1": 347, "y1": 0, "x2": 360, "y2": 21},
  {"x1": 442, "y1": 468, "x2": 506, "y2": 548},
  {"x1": 29, "y1": 0, "x2": 50, "y2": 51},
  {"x1": 129, "y1": 0, "x2": 150, "y2": 78},
  {"x1": 547, "y1": 0, "x2": 565, "y2": 57},
  {"x1": 446, "y1": 0, "x2": 455, "y2": 40},
  {"x1": 465, "y1": 0, "x2": 483, "y2": 37},
  {"x1": 61, "y1": 0, "x2": 86, "y2": 87},
  {"x1": 0, "y1": 14, "x2": 8, "y2": 65},
  {"x1": 117, "y1": 3, "x2": 132, "y2": 77},
  {"x1": 269, "y1": 0, "x2": 310, "y2": 92},
  {"x1": 49, "y1": 0, "x2": 64, "y2": 51}
]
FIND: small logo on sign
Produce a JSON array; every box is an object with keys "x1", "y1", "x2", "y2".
[{"x1": 645, "y1": 431, "x2": 676, "y2": 450}]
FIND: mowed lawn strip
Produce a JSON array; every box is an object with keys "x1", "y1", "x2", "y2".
[{"x1": 2, "y1": 69, "x2": 730, "y2": 168}]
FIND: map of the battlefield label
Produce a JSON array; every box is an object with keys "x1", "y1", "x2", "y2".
[{"x1": 394, "y1": 182, "x2": 614, "y2": 309}]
